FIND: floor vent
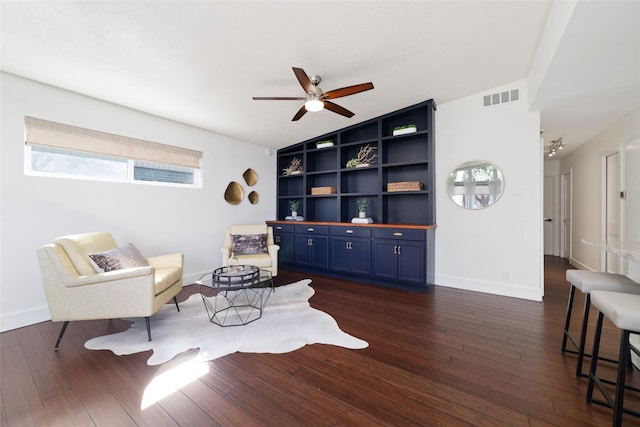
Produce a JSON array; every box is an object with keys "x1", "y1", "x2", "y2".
[{"x1": 483, "y1": 88, "x2": 520, "y2": 107}]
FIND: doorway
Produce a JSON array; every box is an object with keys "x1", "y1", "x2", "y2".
[
  {"x1": 560, "y1": 171, "x2": 571, "y2": 260},
  {"x1": 544, "y1": 176, "x2": 558, "y2": 255},
  {"x1": 604, "y1": 151, "x2": 620, "y2": 273}
]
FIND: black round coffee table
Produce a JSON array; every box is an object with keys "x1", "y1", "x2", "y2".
[{"x1": 197, "y1": 265, "x2": 273, "y2": 326}]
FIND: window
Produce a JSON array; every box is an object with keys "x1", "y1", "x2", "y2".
[{"x1": 24, "y1": 117, "x2": 202, "y2": 187}]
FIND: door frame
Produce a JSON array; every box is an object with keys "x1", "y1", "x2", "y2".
[{"x1": 600, "y1": 145, "x2": 623, "y2": 272}]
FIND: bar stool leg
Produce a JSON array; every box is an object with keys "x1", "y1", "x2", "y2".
[
  {"x1": 562, "y1": 285, "x2": 576, "y2": 353},
  {"x1": 614, "y1": 330, "x2": 631, "y2": 426},
  {"x1": 586, "y1": 311, "x2": 604, "y2": 403},
  {"x1": 576, "y1": 293, "x2": 592, "y2": 377}
]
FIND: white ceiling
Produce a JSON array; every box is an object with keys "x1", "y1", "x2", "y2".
[{"x1": 2, "y1": 1, "x2": 639, "y2": 158}]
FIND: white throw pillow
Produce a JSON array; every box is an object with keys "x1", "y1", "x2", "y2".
[{"x1": 88, "y1": 243, "x2": 149, "y2": 273}]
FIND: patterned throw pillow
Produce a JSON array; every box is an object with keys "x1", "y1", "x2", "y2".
[
  {"x1": 230, "y1": 233, "x2": 268, "y2": 255},
  {"x1": 88, "y1": 243, "x2": 149, "y2": 273}
]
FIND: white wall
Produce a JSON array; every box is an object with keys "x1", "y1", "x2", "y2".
[
  {"x1": 560, "y1": 108, "x2": 640, "y2": 279},
  {"x1": 0, "y1": 73, "x2": 549, "y2": 331},
  {"x1": 0, "y1": 73, "x2": 276, "y2": 332},
  {"x1": 435, "y1": 79, "x2": 544, "y2": 301}
]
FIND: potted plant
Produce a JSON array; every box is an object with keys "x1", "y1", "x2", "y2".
[
  {"x1": 392, "y1": 124, "x2": 418, "y2": 136},
  {"x1": 289, "y1": 199, "x2": 300, "y2": 217},
  {"x1": 356, "y1": 198, "x2": 369, "y2": 218},
  {"x1": 346, "y1": 144, "x2": 378, "y2": 168}
]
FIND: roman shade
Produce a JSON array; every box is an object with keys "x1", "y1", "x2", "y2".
[{"x1": 25, "y1": 116, "x2": 202, "y2": 169}]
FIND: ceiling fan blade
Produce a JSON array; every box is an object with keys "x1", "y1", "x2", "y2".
[
  {"x1": 323, "y1": 82, "x2": 374, "y2": 100},
  {"x1": 324, "y1": 101, "x2": 354, "y2": 118},
  {"x1": 292, "y1": 105, "x2": 308, "y2": 121},
  {"x1": 292, "y1": 67, "x2": 314, "y2": 94},
  {"x1": 252, "y1": 96, "x2": 306, "y2": 100}
]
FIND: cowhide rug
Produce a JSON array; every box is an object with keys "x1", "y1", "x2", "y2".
[{"x1": 85, "y1": 279, "x2": 368, "y2": 365}]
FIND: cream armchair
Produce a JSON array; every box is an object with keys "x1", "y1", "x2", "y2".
[
  {"x1": 37, "y1": 232, "x2": 183, "y2": 349},
  {"x1": 221, "y1": 224, "x2": 279, "y2": 276}
]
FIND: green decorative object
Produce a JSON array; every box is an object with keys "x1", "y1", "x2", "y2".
[
  {"x1": 289, "y1": 199, "x2": 300, "y2": 212},
  {"x1": 316, "y1": 140, "x2": 334, "y2": 149},
  {"x1": 392, "y1": 124, "x2": 417, "y2": 136},
  {"x1": 356, "y1": 198, "x2": 369, "y2": 212}
]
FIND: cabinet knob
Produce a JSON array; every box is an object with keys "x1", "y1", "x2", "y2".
[
  {"x1": 276, "y1": 226, "x2": 282, "y2": 230},
  {"x1": 346, "y1": 229, "x2": 354, "y2": 234},
  {"x1": 393, "y1": 232, "x2": 403, "y2": 236},
  {"x1": 308, "y1": 228, "x2": 314, "y2": 232},
  {"x1": 397, "y1": 245, "x2": 401, "y2": 255}
]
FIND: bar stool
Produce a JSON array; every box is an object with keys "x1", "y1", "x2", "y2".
[
  {"x1": 562, "y1": 270, "x2": 640, "y2": 377},
  {"x1": 586, "y1": 290, "x2": 640, "y2": 426}
]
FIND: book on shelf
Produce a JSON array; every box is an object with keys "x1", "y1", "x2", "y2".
[
  {"x1": 285, "y1": 216, "x2": 305, "y2": 221},
  {"x1": 351, "y1": 217, "x2": 374, "y2": 224}
]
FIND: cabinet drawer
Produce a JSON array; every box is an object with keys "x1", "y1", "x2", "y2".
[
  {"x1": 373, "y1": 228, "x2": 425, "y2": 241},
  {"x1": 330, "y1": 226, "x2": 371, "y2": 238},
  {"x1": 272, "y1": 223, "x2": 295, "y2": 233},
  {"x1": 295, "y1": 224, "x2": 329, "y2": 235}
]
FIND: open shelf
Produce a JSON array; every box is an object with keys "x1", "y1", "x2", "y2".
[
  {"x1": 276, "y1": 99, "x2": 435, "y2": 225},
  {"x1": 307, "y1": 197, "x2": 339, "y2": 223},
  {"x1": 383, "y1": 193, "x2": 432, "y2": 225}
]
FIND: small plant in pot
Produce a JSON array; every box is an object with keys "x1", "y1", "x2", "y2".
[
  {"x1": 289, "y1": 199, "x2": 300, "y2": 217},
  {"x1": 356, "y1": 198, "x2": 369, "y2": 218}
]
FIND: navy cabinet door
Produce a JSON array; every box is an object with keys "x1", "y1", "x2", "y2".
[
  {"x1": 275, "y1": 232, "x2": 294, "y2": 264},
  {"x1": 330, "y1": 238, "x2": 350, "y2": 273},
  {"x1": 310, "y1": 236, "x2": 329, "y2": 269},
  {"x1": 294, "y1": 235, "x2": 311, "y2": 266},
  {"x1": 396, "y1": 242, "x2": 425, "y2": 284},
  {"x1": 373, "y1": 240, "x2": 398, "y2": 280},
  {"x1": 349, "y1": 239, "x2": 372, "y2": 276}
]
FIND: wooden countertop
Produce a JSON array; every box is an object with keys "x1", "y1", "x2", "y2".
[{"x1": 267, "y1": 220, "x2": 436, "y2": 230}]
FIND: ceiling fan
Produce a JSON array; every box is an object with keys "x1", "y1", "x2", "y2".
[{"x1": 252, "y1": 67, "x2": 374, "y2": 121}]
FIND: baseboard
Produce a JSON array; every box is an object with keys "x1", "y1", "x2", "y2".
[
  {"x1": 434, "y1": 274, "x2": 543, "y2": 301},
  {"x1": 1, "y1": 305, "x2": 51, "y2": 333},
  {"x1": 569, "y1": 258, "x2": 595, "y2": 271}
]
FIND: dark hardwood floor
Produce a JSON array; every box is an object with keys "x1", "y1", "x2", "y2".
[{"x1": 2, "y1": 256, "x2": 639, "y2": 426}]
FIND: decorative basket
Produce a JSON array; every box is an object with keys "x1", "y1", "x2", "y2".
[
  {"x1": 311, "y1": 186, "x2": 337, "y2": 195},
  {"x1": 387, "y1": 181, "x2": 424, "y2": 192}
]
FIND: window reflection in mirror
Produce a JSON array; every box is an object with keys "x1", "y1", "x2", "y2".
[{"x1": 447, "y1": 161, "x2": 504, "y2": 209}]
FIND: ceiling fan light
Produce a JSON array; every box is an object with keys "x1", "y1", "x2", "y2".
[{"x1": 305, "y1": 98, "x2": 324, "y2": 112}]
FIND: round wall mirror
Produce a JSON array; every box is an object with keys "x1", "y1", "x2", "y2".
[{"x1": 447, "y1": 161, "x2": 504, "y2": 209}]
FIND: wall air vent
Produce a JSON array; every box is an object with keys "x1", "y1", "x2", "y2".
[{"x1": 483, "y1": 88, "x2": 520, "y2": 107}]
